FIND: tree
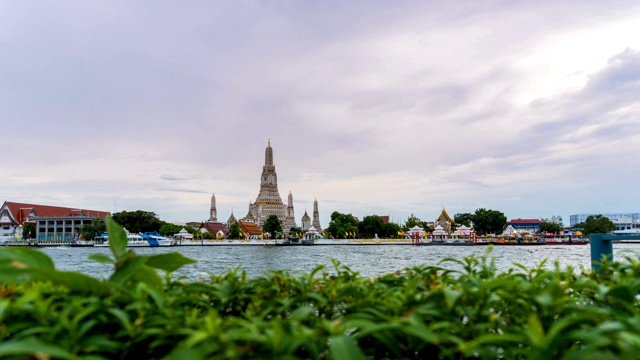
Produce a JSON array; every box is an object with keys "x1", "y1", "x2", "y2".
[
  {"x1": 454, "y1": 213, "x2": 474, "y2": 228},
  {"x1": 472, "y1": 208, "x2": 507, "y2": 235},
  {"x1": 78, "y1": 218, "x2": 106, "y2": 240},
  {"x1": 112, "y1": 210, "x2": 163, "y2": 233},
  {"x1": 262, "y1": 215, "x2": 283, "y2": 239},
  {"x1": 158, "y1": 222, "x2": 184, "y2": 237},
  {"x1": 289, "y1": 226, "x2": 302, "y2": 237},
  {"x1": 227, "y1": 224, "x2": 241, "y2": 239},
  {"x1": 22, "y1": 223, "x2": 36, "y2": 240},
  {"x1": 576, "y1": 215, "x2": 615, "y2": 235},
  {"x1": 327, "y1": 211, "x2": 359, "y2": 238},
  {"x1": 381, "y1": 222, "x2": 401, "y2": 238},
  {"x1": 539, "y1": 220, "x2": 562, "y2": 234},
  {"x1": 403, "y1": 214, "x2": 429, "y2": 231},
  {"x1": 359, "y1": 215, "x2": 384, "y2": 238}
]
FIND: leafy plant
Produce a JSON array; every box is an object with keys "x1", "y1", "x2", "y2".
[{"x1": 2, "y1": 222, "x2": 640, "y2": 359}]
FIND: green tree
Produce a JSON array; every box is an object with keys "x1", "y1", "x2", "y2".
[
  {"x1": 327, "y1": 211, "x2": 359, "y2": 238},
  {"x1": 158, "y1": 223, "x2": 184, "y2": 237},
  {"x1": 112, "y1": 210, "x2": 163, "y2": 233},
  {"x1": 539, "y1": 219, "x2": 562, "y2": 234},
  {"x1": 381, "y1": 222, "x2": 401, "y2": 238},
  {"x1": 262, "y1": 215, "x2": 283, "y2": 239},
  {"x1": 359, "y1": 215, "x2": 384, "y2": 238},
  {"x1": 454, "y1": 213, "x2": 474, "y2": 228},
  {"x1": 78, "y1": 218, "x2": 106, "y2": 240},
  {"x1": 576, "y1": 215, "x2": 616, "y2": 235},
  {"x1": 289, "y1": 226, "x2": 302, "y2": 237},
  {"x1": 22, "y1": 223, "x2": 36, "y2": 240},
  {"x1": 227, "y1": 224, "x2": 241, "y2": 239},
  {"x1": 403, "y1": 214, "x2": 428, "y2": 231},
  {"x1": 472, "y1": 208, "x2": 507, "y2": 235}
]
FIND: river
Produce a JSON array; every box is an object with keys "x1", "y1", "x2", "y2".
[{"x1": 36, "y1": 243, "x2": 640, "y2": 281}]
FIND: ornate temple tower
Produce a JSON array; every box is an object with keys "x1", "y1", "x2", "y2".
[
  {"x1": 209, "y1": 193, "x2": 217, "y2": 221},
  {"x1": 301, "y1": 210, "x2": 311, "y2": 231},
  {"x1": 227, "y1": 212, "x2": 237, "y2": 227},
  {"x1": 283, "y1": 191, "x2": 297, "y2": 233},
  {"x1": 312, "y1": 198, "x2": 322, "y2": 232},
  {"x1": 248, "y1": 140, "x2": 286, "y2": 228}
]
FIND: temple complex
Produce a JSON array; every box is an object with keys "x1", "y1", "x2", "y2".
[{"x1": 205, "y1": 140, "x2": 327, "y2": 237}]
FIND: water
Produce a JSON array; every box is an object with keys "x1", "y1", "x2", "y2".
[{"x1": 37, "y1": 244, "x2": 640, "y2": 281}]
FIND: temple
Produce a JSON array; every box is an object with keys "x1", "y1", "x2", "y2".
[
  {"x1": 204, "y1": 140, "x2": 326, "y2": 237},
  {"x1": 244, "y1": 139, "x2": 288, "y2": 228}
]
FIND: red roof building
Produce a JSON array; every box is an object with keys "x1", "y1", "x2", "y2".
[
  {"x1": 0, "y1": 201, "x2": 109, "y2": 240},
  {"x1": 200, "y1": 221, "x2": 229, "y2": 236},
  {"x1": 238, "y1": 221, "x2": 263, "y2": 238}
]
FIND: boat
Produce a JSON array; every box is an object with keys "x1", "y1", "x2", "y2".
[
  {"x1": 141, "y1": 232, "x2": 174, "y2": 247},
  {"x1": 542, "y1": 237, "x2": 589, "y2": 245},
  {"x1": 94, "y1": 232, "x2": 173, "y2": 247}
]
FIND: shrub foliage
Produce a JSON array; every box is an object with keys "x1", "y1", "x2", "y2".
[{"x1": 1, "y1": 217, "x2": 640, "y2": 359}]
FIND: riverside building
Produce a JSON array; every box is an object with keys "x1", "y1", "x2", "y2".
[
  {"x1": 570, "y1": 213, "x2": 639, "y2": 231},
  {"x1": 0, "y1": 201, "x2": 109, "y2": 240}
]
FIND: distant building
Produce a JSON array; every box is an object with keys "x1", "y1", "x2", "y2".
[
  {"x1": 435, "y1": 209, "x2": 454, "y2": 234},
  {"x1": 570, "y1": 213, "x2": 639, "y2": 231},
  {"x1": 506, "y1": 219, "x2": 543, "y2": 233},
  {"x1": 0, "y1": 201, "x2": 109, "y2": 240}
]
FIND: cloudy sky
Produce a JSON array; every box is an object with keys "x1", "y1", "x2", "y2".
[{"x1": 2, "y1": 1, "x2": 640, "y2": 227}]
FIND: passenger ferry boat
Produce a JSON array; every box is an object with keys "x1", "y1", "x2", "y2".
[{"x1": 94, "y1": 231, "x2": 174, "y2": 247}]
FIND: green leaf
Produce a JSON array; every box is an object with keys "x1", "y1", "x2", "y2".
[
  {"x1": 33, "y1": 269, "x2": 111, "y2": 296},
  {"x1": 105, "y1": 216, "x2": 127, "y2": 260},
  {"x1": 329, "y1": 335, "x2": 366, "y2": 360},
  {"x1": 0, "y1": 247, "x2": 55, "y2": 270},
  {"x1": 143, "y1": 253, "x2": 196, "y2": 273},
  {"x1": 131, "y1": 264, "x2": 164, "y2": 289},
  {"x1": 89, "y1": 253, "x2": 114, "y2": 264},
  {"x1": 109, "y1": 256, "x2": 148, "y2": 285},
  {"x1": 607, "y1": 285, "x2": 635, "y2": 303},
  {"x1": 0, "y1": 338, "x2": 78, "y2": 359},
  {"x1": 443, "y1": 288, "x2": 462, "y2": 309},
  {"x1": 526, "y1": 313, "x2": 545, "y2": 348}
]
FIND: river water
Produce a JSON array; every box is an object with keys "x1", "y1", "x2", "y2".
[{"x1": 37, "y1": 244, "x2": 640, "y2": 281}]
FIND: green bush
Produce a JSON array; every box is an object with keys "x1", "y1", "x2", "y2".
[{"x1": 1, "y1": 217, "x2": 640, "y2": 359}]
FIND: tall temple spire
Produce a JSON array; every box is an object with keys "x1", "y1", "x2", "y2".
[
  {"x1": 209, "y1": 193, "x2": 217, "y2": 221},
  {"x1": 312, "y1": 198, "x2": 322, "y2": 232},
  {"x1": 246, "y1": 139, "x2": 286, "y2": 228},
  {"x1": 265, "y1": 139, "x2": 273, "y2": 166}
]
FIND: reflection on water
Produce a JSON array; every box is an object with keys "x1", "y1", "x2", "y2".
[{"x1": 38, "y1": 244, "x2": 640, "y2": 281}]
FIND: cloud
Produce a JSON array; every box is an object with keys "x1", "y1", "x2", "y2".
[{"x1": 1, "y1": 1, "x2": 640, "y2": 226}]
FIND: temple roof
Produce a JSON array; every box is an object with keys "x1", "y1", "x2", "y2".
[
  {"x1": 436, "y1": 208, "x2": 453, "y2": 223},
  {"x1": 201, "y1": 221, "x2": 228, "y2": 235},
  {"x1": 238, "y1": 221, "x2": 262, "y2": 236}
]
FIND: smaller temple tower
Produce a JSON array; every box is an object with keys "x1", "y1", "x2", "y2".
[
  {"x1": 209, "y1": 193, "x2": 217, "y2": 221},
  {"x1": 312, "y1": 198, "x2": 322, "y2": 232},
  {"x1": 227, "y1": 212, "x2": 237, "y2": 227},
  {"x1": 283, "y1": 191, "x2": 297, "y2": 234},
  {"x1": 301, "y1": 210, "x2": 311, "y2": 230}
]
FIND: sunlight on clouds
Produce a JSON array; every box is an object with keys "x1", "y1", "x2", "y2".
[{"x1": 515, "y1": 18, "x2": 640, "y2": 105}]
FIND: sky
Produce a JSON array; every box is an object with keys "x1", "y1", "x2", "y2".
[{"x1": 2, "y1": 1, "x2": 640, "y2": 228}]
